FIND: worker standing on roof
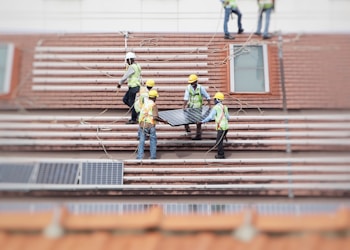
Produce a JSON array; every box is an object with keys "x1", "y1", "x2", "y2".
[
  {"x1": 255, "y1": 0, "x2": 275, "y2": 39},
  {"x1": 199, "y1": 92, "x2": 229, "y2": 159},
  {"x1": 221, "y1": 0, "x2": 244, "y2": 40},
  {"x1": 137, "y1": 90, "x2": 168, "y2": 160},
  {"x1": 183, "y1": 74, "x2": 211, "y2": 140},
  {"x1": 117, "y1": 51, "x2": 142, "y2": 124}
]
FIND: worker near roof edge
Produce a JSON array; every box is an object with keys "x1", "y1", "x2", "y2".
[
  {"x1": 254, "y1": 0, "x2": 275, "y2": 39},
  {"x1": 221, "y1": 0, "x2": 244, "y2": 40},
  {"x1": 118, "y1": 51, "x2": 142, "y2": 124},
  {"x1": 137, "y1": 90, "x2": 168, "y2": 160},
  {"x1": 183, "y1": 74, "x2": 211, "y2": 140},
  {"x1": 199, "y1": 92, "x2": 229, "y2": 159}
]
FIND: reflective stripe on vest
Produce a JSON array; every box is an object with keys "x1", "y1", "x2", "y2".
[
  {"x1": 139, "y1": 99, "x2": 155, "y2": 125},
  {"x1": 188, "y1": 85, "x2": 203, "y2": 108},
  {"x1": 214, "y1": 103, "x2": 229, "y2": 130},
  {"x1": 128, "y1": 63, "x2": 141, "y2": 88}
]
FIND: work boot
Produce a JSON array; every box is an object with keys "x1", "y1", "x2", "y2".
[
  {"x1": 215, "y1": 155, "x2": 225, "y2": 159},
  {"x1": 126, "y1": 119, "x2": 137, "y2": 124}
]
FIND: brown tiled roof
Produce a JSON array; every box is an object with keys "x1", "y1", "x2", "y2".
[
  {"x1": 0, "y1": 205, "x2": 350, "y2": 250},
  {"x1": 0, "y1": 32, "x2": 350, "y2": 110}
]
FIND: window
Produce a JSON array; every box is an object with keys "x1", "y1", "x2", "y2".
[
  {"x1": 229, "y1": 44, "x2": 270, "y2": 93},
  {"x1": 0, "y1": 43, "x2": 15, "y2": 95}
]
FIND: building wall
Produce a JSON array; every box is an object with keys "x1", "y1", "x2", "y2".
[{"x1": 1, "y1": 0, "x2": 350, "y2": 34}]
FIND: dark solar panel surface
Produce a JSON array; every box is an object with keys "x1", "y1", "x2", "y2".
[
  {"x1": 0, "y1": 163, "x2": 34, "y2": 183},
  {"x1": 81, "y1": 161, "x2": 123, "y2": 185},
  {"x1": 158, "y1": 106, "x2": 212, "y2": 126},
  {"x1": 36, "y1": 162, "x2": 79, "y2": 184}
]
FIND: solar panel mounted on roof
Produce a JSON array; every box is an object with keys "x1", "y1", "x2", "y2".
[
  {"x1": 36, "y1": 162, "x2": 79, "y2": 184},
  {"x1": 0, "y1": 163, "x2": 35, "y2": 183},
  {"x1": 81, "y1": 161, "x2": 123, "y2": 185},
  {"x1": 158, "y1": 106, "x2": 212, "y2": 126}
]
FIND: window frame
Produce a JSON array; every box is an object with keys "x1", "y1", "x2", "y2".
[
  {"x1": 0, "y1": 42, "x2": 20, "y2": 99},
  {"x1": 229, "y1": 44, "x2": 270, "y2": 93}
]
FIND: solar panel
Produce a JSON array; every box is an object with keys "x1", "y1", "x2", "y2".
[
  {"x1": 158, "y1": 106, "x2": 212, "y2": 126},
  {"x1": 0, "y1": 163, "x2": 35, "y2": 183},
  {"x1": 81, "y1": 161, "x2": 123, "y2": 185},
  {"x1": 36, "y1": 162, "x2": 79, "y2": 184}
]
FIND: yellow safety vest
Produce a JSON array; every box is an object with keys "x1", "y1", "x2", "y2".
[
  {"x1": 138, "y1": 99, "x2": 156, "y2": 125},
  {"x1": 134, "y1": 86, "x2": 149, "y2": 113},
  {"x1": 214, "y1": 103, "x2": 229, "y2": 130},
  {"x1": 258, "y1": 0, "x2": 273, "y2": 9},
  {"x1": 224, "y1": 0, "x2": 238, "y2": 8},
  {"x1": 128, "y1": 63, "x2": 141, "y2": 88},
  {"x1": 188, "y1": 85, "x2": 203, "y2": 108}
]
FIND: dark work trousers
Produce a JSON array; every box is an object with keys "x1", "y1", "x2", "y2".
[
  {"x1": 216, "y1": 130, "x2": 228, "y2": 157},
  {"x1": 123, "y1": 86, "x2": 140, "y2": 121}
]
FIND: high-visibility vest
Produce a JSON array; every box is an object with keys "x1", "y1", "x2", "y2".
[
  {"x1": 222, "y1": 0, "x2": 238, "y2": 8},
  {"x1": 134, "y1": 86, "x2": 149, "y2": 113},
  {"x1": 138, "y1": 99, "x2": 156, "y2": 125},
  {"x1": 214, "y1": 103, "x2": 229, "y2": 130},
  {"x1": 258, "y1": 0, "x2": 273, "y2": 9},
  {"x1": 128, "y1": 63, "x2": 141, "y2": 88},
  {"x1": 187, "y1": 84, "x2": 203, "y2": 108}
]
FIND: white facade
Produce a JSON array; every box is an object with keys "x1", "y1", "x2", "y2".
[{"x1": 0, "y1": 0, "x2": 350, "y2": 34}]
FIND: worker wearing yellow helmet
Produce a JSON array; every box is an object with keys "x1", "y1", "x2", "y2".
[
  {"x1": 199, "y1": 91, "x2": 229, "y2": 159},
  {"x1": 183, "y1": 74, "x2": 211, "y2": 140},
  {"x1": 134, "y1": 79, "x2": 156, "y2": 114},
  {"x1": 137, "y1": 89, "x2": 168, "y2": 160}
]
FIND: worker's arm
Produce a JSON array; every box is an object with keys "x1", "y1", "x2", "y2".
[
  {"x1": 200, "y1": 108, "x2": 217, "y2": 124},
  {"x1": 118, "y1": 66, "x2": 135, "y2": 88},
  {"x1": 183, "y1": 87, "x2": 190, "y2": 108},
  {"x1": 201, "y1": 86, "x2": 211, "y2": 108}
]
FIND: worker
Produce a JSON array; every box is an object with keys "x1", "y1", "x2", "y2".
[
  {"x1": 117, "y1": 51, "x2": 142, "y2": 124},
  {"x1": 137, "y1": 90, "x2": 168, "y2": 160},
  {"x1": 183, "y1": 74, "x2": 211, "y2": 140},
  {"x1": 199, "y1": 92, "x2": 229, "y2": 159},
  {"x1": 255, "y1": 0, "x2": 275, "y2": 39},
  {"x1": 134, "y1": 79, "x2": 155, "y2": 114},
  {"x1": 221, "y1": 0, "x2": 244, "y2": 40}
]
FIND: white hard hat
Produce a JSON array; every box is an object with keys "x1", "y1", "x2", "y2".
[{"x1": 125, "y1": 51, "x2": 136, "y2": 59}]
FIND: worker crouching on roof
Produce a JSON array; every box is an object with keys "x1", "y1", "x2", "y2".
[
  {"x1": 183, "y1": 74, "x2": 211, "y2": 140},
  {"x1": 199, "y1": 92, "x2": 229, "y2": 159},
  {"x1": 137, "y1": 90, "x2": 168, "y2": 160}
]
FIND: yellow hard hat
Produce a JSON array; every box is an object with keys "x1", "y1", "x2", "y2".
[
  {"x1": 188, "y1": 74, "x2": 198, "y2": 83},
  {"x1": 148, "y1": 89, "x2": 159, "y2": 98},
  {"x1": 145, "y1": 79, "x2": 155, "y2": 87},
  {"x1": 214, "y1": 92, "x2": 225, "y2": 100}
]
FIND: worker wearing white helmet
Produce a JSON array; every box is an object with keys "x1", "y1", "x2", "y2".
[{"x1": 118, "y1": 51, "x2": 142, "y2": 124}]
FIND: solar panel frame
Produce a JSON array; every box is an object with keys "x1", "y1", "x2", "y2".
[
  {"x1": 0, "y1": 163, "x2": 35, "y2": 184},
  {"x1": 36, "y1": 162, "x2": 79, "y2": 184},
  {"x1": 158, "y1": 106, "x2": 212, "y2": 126},
  {"x1": 81, "y1": 161, "x2": 123, "y2": 185}
]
